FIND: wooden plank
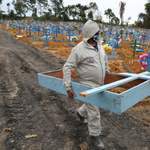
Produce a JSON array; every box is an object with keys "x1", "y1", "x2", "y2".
[
  {"x1": 138, "y1": 75, "x2": 150, "y2": 80},
  {"x1": 138, "y1": 71, "x2": 149, "y2": 75},
  {"x1": 122, "y1": 62, "x2": 134, "y2": 73},
  {"x1": 139, "y1": 59, "x2": 148, "y2": 62},
  {"x1": 115, "y1": 72, "x2": 134, "y2": 77},
  {"x1": 107, "y1": 55, "x2": 118, "y2": 59},
  {"x1": 80, "y1": 75, "x2": 139, "y2": 97},
  {"x1": 121, "y1": 80, "x2": 150, "y2": 113}
]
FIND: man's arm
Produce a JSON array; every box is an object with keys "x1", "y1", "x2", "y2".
[{"x1": 62, "y1": 49, "x2": 79, "y2": 99}]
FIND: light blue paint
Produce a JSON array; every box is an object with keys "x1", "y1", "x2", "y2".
[
  {"x1": 84, "y1": 75, "x2": 139, "y2": 96},
  {"x1": 122, "y1": 62, "x2": 134, "y2": 73},
  {"x1": 38, "y1": 70, "x2": 150, "y2": 115},
  {"x1": 38, "y1": 72, "x2": 122, "y2": 114},
  {"x1": 107, "y1": 36, "x2": 118, "y2": 59},
  {"x1": 121, "y1": 80, "x2": 150, "y2": 112}
]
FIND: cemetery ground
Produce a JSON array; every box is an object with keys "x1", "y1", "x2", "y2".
[{"x1": 0, "y1": 23, "x2": 150, "y2": 150}]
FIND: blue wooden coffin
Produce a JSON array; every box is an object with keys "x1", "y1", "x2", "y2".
[{"x1": 38, "y1": 70, "x2": 150, "y2": 115}]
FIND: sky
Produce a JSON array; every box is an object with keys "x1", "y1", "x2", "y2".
[{"x1": 1, "y1": 0, "x2": 148, "y2": 24}]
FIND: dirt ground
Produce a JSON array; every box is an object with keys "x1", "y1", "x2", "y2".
[{"x1": 0, "y1": 23, "x2": 150, "y2": 150}]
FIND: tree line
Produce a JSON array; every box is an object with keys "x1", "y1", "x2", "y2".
[
  {"x1": 135, "y1": 0, "x2": 150, "y2": 29},
  {"x1": 0, "y1": 0, "x2": 102, "y2": 23}
]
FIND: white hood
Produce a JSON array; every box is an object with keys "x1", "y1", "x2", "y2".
[{"x1": 83, "y1": 20, "x2": 100, "y2": 43}]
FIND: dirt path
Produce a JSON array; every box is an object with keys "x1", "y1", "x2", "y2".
[{"x1": 0, "y1": 24, "x2": 150, "y2": 150}]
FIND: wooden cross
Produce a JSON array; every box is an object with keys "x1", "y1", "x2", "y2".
[
  {"x1": 80, "y1": 51, "x2": 150, "y2": 97},
  {"x1": 107, "y1": 36, "x2": 118, "y2": 59}
]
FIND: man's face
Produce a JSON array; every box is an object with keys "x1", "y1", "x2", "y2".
[{"x1": 92, "y1": 31, "x2": 100, "y2": 43}]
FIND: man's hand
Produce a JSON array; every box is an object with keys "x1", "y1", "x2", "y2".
[{"x1": 67, "y1": 89, "x2": 76, "y2": 99}]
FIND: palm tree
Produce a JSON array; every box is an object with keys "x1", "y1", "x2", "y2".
[
  {"x1": 119, "y1": 1, "x2": 126, "y2": 25},
  {"x1": 0, "y1": 0, "x2": 2, "y2": 5}
]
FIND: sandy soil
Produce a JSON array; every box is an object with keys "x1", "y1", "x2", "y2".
[{"x1": 0, "y1": 23, "x2": 150, "y2": 150}]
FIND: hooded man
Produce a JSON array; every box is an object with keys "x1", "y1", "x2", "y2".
[{"x1": 62, "y1": 20, "x2": 110, "y2": 150}]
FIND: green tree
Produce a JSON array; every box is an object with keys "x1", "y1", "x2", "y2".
[
  {"x1": 95, "y1": 10, "x2": 103, "y2": 23},
  {"x1": 66, "y1": 5, "x2": 78, "y2": 20},
  {"x1": 7, "y1": 3, "x2": 10, "y2": 19},
  {"x1": 0, "y1": 0, "x2": 2, "y2": 8},
  {"x1": 37, "y1": 0, "x2": 48, "y2": 17},
  {"x1": 89, "y1": 2, "x2": 98, "y2": 12},
  {"x1": 61, "y1": 11, "x2": 69, "y2": 21},
  {"x1": 88, "y1": 2, "x2": 98, "y2": 20},
  {"x1": 66, "y1": 2, "x2": 98, "y2": 22},
  {"x1": 0, "y1": 0, "x2": 3, "y2": 18},
  {"x1": 145, "y1": 2, "x2": 150, "y2": 16},
  {"x1": 48, "y1": 8, "x2": 52, "y2": 16},
  {"x1": 61, "y1": 6, "x2": 69, "y2": 21},
  {"x1": 144, "y1": 2, "x2": 150, "y2": 28},
  {"x1": 50, "y1": 0, "x2": 64, "y2": 20},
  {"x1": 9, "y1": 9, "x2": 15, "y2": 19},
  {"x1": 32, "y1": 7, "x2": 38, "y2": 18},
  {"x1": 87, "y1": 10, "x2": 93, "y2": 20},
  {"x1": 43, "y1": 12, "x2": 50, "y2": 20},
  {"x1": 114, "y1": 17, "x2": 120, "y2": 25},
  {"x1": 12, "y1": 0, "x2": 28, "y2": 18},
  {"x1": 125, "y1": 17, "x2": 131, "y2": 26},
  {"x1": 111, "y1": 16, "x2": 120, "y2": 25},
  {"x1": 23, "y1": 0, "x2": 36, "y2": 15},
  {"x1": 138, "y1": 13, "x2": 147, "y2": 28},
  {"x1": 75, "y1": 3, "x2": 88, "y2": 22},
  {"x1": 0, "y1": 0, "x2": 2, "y2": 7},
  {"x1": 134, "y1": 1, "x2": 150, "y2": 28},
  {"x1": 104, "y1": 8, "x2": 115, "y2": 23}
]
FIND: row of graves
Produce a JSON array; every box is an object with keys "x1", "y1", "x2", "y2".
[
  {"x1": 1, "y1": 19, "x2": 150, "y2": 73},
  {"x1": 2, "y1": 19, "x2": 83, "y2": 47}
]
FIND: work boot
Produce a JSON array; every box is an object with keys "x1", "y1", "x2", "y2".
[
  {"x1": 91, "y1": 136, "x2": 105, "y2": 150},
  {"x1": 76, "y1": 112, "x2": 88, "y2": 125}
]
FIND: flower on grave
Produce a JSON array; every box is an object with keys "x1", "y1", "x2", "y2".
[
  {"x1": 119, "y1": 28, "x2": 125, "y2": 34},
  {"x1": 72, "y1": 36, "x2": 79, "y2": 41},
  {"x1": 103, "y1": 44, "x2": 112, "y2": 50},
  {"x1": 100, "y1": 31, "x2": 104, "y2": 38},
  {"x1": 73, "y1": 25, "x2": 79, "y2": 31}
]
